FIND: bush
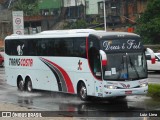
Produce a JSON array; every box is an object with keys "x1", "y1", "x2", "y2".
[
  {"x1": 148, "y1": 84, "x2": 160, "y2": 99},
  {"x1": 64, "y1": 19, "x2": 88, "y2": 29}
]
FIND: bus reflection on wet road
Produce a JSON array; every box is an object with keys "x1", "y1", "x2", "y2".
[{"x1": 0, "y1": 67, "x2": 160, "y2": 118}]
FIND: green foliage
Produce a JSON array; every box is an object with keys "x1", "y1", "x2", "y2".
[
  {"x1": 148, "y1": 84, "x2": 160, "y2": 99},
  {"x1": 136, "y1": 0, "x2": 160, "y2": 44},
  {"x1": 64, "y1": 19, "x2": 88, "y2": 29},
  {"x1": 94, "y1": 27, "x2": 104, "y2": 30},
  {"x1": 12, "y1": 0, "x2": 39, "y2": 16}
]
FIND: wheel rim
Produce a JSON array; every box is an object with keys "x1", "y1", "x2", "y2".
[
  {"x1": 2, "y1": 62, "x2": 4, "y2": 67},
  {"x1": 27, "y1": 81, "x2": 32, "y2": 92},
  {"x1": 80, "y1": 86, "x2": 87, "y2": 99},
  {"x1": 18, "y1": 80, "x2": 23, "y2": 91}
]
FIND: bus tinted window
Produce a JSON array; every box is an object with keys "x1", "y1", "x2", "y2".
[
  {"x1": 37, "y1": 39, "x2": 50, "y2": 56},
  {"x1": 5, "y1": 37, "x2": 86, "y2": 58},
  {"x1": 5, "y1": 40, "x2": 25, "y2": 55},
  {"x1": 27, "y1": 39, "x2": 37, "y2": 56},
  {"x1": 54, "y1": 38, "x2": 74, "y2": 56},
  {"x1": 74, "y1": 38, "x2": 86, "y2": 58}
]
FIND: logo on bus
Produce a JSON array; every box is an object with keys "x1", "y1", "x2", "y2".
[
  {"x1": 120, "y1": 83, "x2": 130, "y2": 89},
  {"x1": 9, "y1": 58, "x2": 33, "y2": 67},
  {"x1": 78, "y1": 60, "x2": 82, "y2": 70}
]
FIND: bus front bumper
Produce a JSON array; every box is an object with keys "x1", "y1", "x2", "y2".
[{"x1": 102, "y1": 86, "x2": 148, "y2": 98}]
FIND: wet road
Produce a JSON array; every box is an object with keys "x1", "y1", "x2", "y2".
[{"x1": 0, "y1": 67, "x2": 160, "y2": 118}]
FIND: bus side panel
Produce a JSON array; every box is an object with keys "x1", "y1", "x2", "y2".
[
  {"x1": 26, "y1": 57, "x2": 59, "y2": 91},
  {"x1": 5, "y1": 55, "x2": 97, "y2": 96},
  {"x1": 5, "y1": 67, "x2": 18, "y2": 87},
  {"x1": 5, "y1": 56, "x2": 59, "y2": 91},
  {"x1": 74, "y1": 72, "x2": 95, "y2": 96},
  {"x1": 44, "y1": 57, "x2": 95, "y2": 95}
]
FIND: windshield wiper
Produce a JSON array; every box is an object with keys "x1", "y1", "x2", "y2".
[{"x1": 129, "y1": 56, "x2": 140, "y2": 79}]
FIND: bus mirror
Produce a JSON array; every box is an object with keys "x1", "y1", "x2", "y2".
[{"x1": 99, "y1": 50, "x2": 107, "y2": 66}]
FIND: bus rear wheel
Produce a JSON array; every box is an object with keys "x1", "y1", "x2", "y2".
[
  {"x1": 78, "y1": 82, "x2": 88, "y2": 101},
  {"x1": 26, "y1": 79, "x2": 33, "y2": 92}
]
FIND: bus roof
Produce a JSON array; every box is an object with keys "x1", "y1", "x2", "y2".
[{"x1": 5, "y1": 29, "x2": 140, "y2": 40}]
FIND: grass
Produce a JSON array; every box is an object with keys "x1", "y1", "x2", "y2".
[
  {"x1": 94, "y1": 27, "x2": 104, "y2": 30},
  {"x1": 147, "y1": 84, "x2": 160, "y2": 99}
]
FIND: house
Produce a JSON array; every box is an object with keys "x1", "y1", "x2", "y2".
[
  {"x1": 121, "y1": 0, "x2": 147, "y2": 24},
  {"x1": 63, "y1": 0, "x2": 85, "y2": 19},
  {"x1": 24, "y1": 0, "x2": 63, "y2": 34},
  {"x1": 85, "y1": 0, "x2": 99, "y2": 15},
  {"x1": 38, "y1": 0, "x2": 62, "y2": 16},
  {"x1": 97, "y1": 0, "x2": 147, "y2": 26},
  {"x1": 0, "y1": 0, "x2": 148, "y2": 36}
]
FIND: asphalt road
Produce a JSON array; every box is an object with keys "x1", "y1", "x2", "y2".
[
  {"x1": 0, "y1": 67, "x2": 160, "y2": 119},
  {"x1": 148, "y1": 71, "x2": 160, "y2": 84}
]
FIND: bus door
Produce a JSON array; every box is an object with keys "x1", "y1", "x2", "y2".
[{"x1": 88, "y1": 36, "x2": 102, "y2": 97}]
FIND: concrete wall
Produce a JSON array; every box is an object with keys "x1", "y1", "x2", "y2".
[
  {"x1": 86, "y1": 0, "x2": 99, "y2": 15},
  {"x1": 63, "y1": 0, "x2": 85, "y2": 7}
]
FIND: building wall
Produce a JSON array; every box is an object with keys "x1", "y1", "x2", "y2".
[
  {"x1": 137, "y1": 0, "x2": 147, "y2": 14},
  {"x1": 120, "y1": 0, "x2": 147, "y2": 24},
  {"x1": 63, "y1": 0, "x2": 76, "y2": 7},
  {"x1": 63, "y1": 0, "x2": 85, "y2": 7},
  {"x1": 86, "y1": 0, "x2": 99, "y2": 15},
  {"x1": 38, "y1": 0, "x2": 62, "y2": 9}
]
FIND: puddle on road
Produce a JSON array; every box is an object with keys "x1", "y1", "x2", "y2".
[
  {"x1": 127, "y1": 95, "x2": 152, "y2": 102},
  {"x1": 17, "y1": 91, "x2": 42, "y2": 97}
]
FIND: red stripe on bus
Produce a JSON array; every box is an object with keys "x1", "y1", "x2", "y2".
[{"x1": 42, "y1": 58, "x2": 75, "y2": 93}]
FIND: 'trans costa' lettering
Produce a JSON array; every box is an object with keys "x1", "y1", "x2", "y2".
[{"x1": 9, "y1": 58, "x2": 33, "y2": 67}]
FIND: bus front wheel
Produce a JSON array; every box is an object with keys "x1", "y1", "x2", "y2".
[
  {"x1": 78, "y1": 82, "x2": 88, "y2": 101},
  {"x1": 25, "y1": 79, "x2": 33, "y2": 92},
  {"x1": 1, "y1": 61, "x2": 4, "y2": 67}
]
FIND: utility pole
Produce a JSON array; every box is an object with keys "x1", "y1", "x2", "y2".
[
  {"x1": 103, "y1": 0, "x2": 106, "y2": 31},
  {"x1": 8, "y1": 0, "x2": 12, "y2": 8}
]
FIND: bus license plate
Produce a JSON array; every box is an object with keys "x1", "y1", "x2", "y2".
[{"x1": 125, "y1": 91, "x2": 132, "y2": 94}]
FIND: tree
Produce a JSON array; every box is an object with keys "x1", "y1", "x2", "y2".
[
  {"x1": 11, "y1": 0, "x2": 39, "y2": 16},
  {"x1": 136, "y1": 0, "x2": 160, "y2": 44},
  {"x1": 64, "y1": 19, "x2": 88, "y2": 29}
]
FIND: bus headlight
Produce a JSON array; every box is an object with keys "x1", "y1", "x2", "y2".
[
  {"x1": 140, "y1": 83, "x2": 148, "y2": 87},
  {"x1": 105, "y1": 85, "x2": 117, "y2": 89}
]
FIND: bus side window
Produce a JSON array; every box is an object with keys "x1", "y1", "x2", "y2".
[
  {"x1": 26, "y1": 39, "x2": 37, "y2": 56},
  {"x1": 47, "y1": 39, "x2": 55, "y2": 56},
  {"x1": 74, "y1": 38, "x2": 86, "y2": 58},
  {"x1": 55, "y1": 39, "x2": 68, "y2": 56}
]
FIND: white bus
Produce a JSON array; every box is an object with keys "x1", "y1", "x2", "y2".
[{"x1": 4, "y1": 29, "x2": 155, "y2": 101}]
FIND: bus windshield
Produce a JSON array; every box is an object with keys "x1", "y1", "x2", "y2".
[
  {"x1": 100, "y1": 38, "x2": 147, "y2": 81},
  {"x1": 103, "y1": 52, "x2": 147, "y2": 81}
]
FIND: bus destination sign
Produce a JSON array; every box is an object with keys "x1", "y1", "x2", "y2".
[{"x1": 102, "y1": 39, "x2": 143, "y2": 52}]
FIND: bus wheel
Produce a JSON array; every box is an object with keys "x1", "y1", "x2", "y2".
[
  {"x1": 26, "y1": 79, "x2": 33, "y2": 92},
  {"x1": 2, "y1": 61, "x2": 4, "y2": 67},
  {"x1": 17, "y1": 78, "x2": 24, "y2": 91},
  {"x1": 78, "y1": 82, "x2": 88, "y2": 101}
]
